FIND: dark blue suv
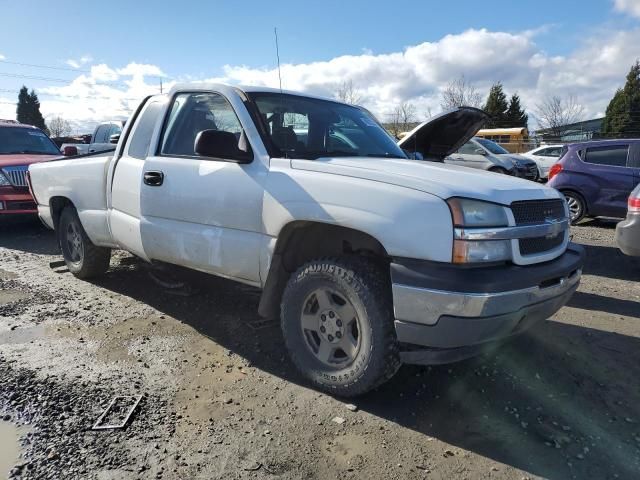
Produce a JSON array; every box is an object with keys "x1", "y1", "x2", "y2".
[{"x1": 547, "y1": 139, "x2": 640, "y2": 223}]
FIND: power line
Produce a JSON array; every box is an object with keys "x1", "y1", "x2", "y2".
[{"x1": 0, "y1": 59, "x2": 91, "y2": 73}]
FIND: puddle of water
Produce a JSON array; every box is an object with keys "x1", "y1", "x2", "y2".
[{"x1": 0, "y1": 421, "x2": 22, "y2": 477}]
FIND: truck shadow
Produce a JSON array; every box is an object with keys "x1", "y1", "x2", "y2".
[
  {"x1": 90, "y1": 253, "x2": 640, "y2": 480},
  {"x1": 0, "y1": 217, "x2": 58, "y2": 255}
]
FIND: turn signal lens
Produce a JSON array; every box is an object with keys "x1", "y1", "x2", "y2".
[
  {"x1": 453, "y1": 239, "x2": 512, "y2": 264},
  {"x1": 548, "y1": 163, "x2": 562, "y2": 180}
]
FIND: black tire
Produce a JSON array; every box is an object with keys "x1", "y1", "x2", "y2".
[
  {"x1": 562, "y1": 191, "x2": 586, "y2": 224},
  {"x1": 489, "y1": 167, "x2": 509, "y2": 175},
  {"x1": 58, "y1": 207, "x2": 111, "y2": 279},
  {"x1": 280, "y1": 257, "x2": 400, "y2": 397}
]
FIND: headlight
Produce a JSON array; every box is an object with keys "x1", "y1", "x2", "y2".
[
  {"x1": 447, "y1": 198, "x2": 511, "y2": 264},
  {"x1": 447, "y1": 198, "x2": 509, "y2": 227},
  {"x1": 0, "y1": 172, "x2": 10, "y2": 186}
]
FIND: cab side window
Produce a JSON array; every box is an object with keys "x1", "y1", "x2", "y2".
[
  {"x1": 161, "y1": 92, "x2": 243, "y2": 157},
  {"x1": 93, "y1": 125, "x2": 109, "y2": 143}
]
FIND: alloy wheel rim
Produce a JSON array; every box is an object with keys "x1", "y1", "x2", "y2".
[
  {"x1": 565, "y1": 196, "x2": 581, "y2": 221},
  {"x1": 66, "y1": 222, "x2": 83, "y2": 263},
  {"x1": 300, "y1": 287, "x2": 361, "y2": 368}
]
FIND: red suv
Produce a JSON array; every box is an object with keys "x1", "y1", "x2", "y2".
[{"x1": 0, "y1": 121, "x2": 61, "y2": 215}]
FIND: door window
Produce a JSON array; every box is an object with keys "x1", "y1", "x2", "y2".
[
  {"x1": 583, "y1": 145, "x2": 629, "y2": 168},
  {"x1": 458, "y1": 142, "x2": 479, "y2": 154},
  {"x1": 160, "y1": 92, "x2": 243, "y2": 157}
]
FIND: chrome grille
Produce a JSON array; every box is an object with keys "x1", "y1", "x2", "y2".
[
  {"x1": 1, "y1": 166, "x2": 28, "y2": 187},
  {"x1": 511, "y1": 199, "x2": 567, "y2": 257},
  {"x1": 511, "y1": 199, "x2": 566, "y2": 225}
]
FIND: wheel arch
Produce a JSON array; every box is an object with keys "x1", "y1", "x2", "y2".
[
  {"x1": 50, "y1": 196, "x2": 76, "y2": 231},
  {"x1": 258, "y1": 221, "x2": 389, "y2": 318}
]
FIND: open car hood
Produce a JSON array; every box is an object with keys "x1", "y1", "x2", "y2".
[{"x1": 397, "y1": 107, "x2": 488, "y2": 160}]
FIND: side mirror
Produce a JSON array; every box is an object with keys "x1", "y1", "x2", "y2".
[
  {"x1": 474, "y1": 148, "x2": 487, "y2": 155},
  {"x1": 194, "y1": 130, "x2": 252, "y2": 163},
  {"x1": 109, "y1": 134, "x2": 120, "y2": 144},
  {"x1": 63, "y1": 146, "x2": 78, "y2": 156}
]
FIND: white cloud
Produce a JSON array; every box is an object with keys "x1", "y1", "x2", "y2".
[
  {"x1": 65, "y1": 54, "x2": 94, "y2": 69},
  {"x1": 614, "y1": 0, "x2": 640, "y2": 17},
  {"x1": 208, "y1": 27, "x2": 640, "y2": 126},
  {"x1": 0, "y1": 53, "x2": 5, "y2": 60},
  {"x1": 0, "y1": 62, "x2": 171, "y2": 134},
  {"x1": 1, "y1": 27, "x2": 638, "y2": 132}
]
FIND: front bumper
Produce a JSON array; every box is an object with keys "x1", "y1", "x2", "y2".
[
  {"x1": 391, "y1": 244, "x2": 584, "y2": 363},
  {"x1": 0, "y1": 187, "x2": 37, "y2": 214},
  {"x1": 615, "y1": 213, "x2": 640, "y2": 257},
  {"x1": 513, "y1": 163, "x2": 539, "y2": 181}
]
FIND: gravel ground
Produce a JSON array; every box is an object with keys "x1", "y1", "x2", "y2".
[{"x1": 1, "y1": 217, "x2": 640, "y2": 480}]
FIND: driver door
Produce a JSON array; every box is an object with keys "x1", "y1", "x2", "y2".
[
  {"x1": 447, "y1": 141, "x2": 486, "y2": 169},
  {"x1": 139, "y1": 91, "x2": 266, "y2": 284}
]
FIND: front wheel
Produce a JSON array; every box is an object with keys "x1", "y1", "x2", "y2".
[
  {"x1": 58, "y1": 207, "x2": 111, "y2": 278},
  {"x1": 280, "y1": 257, "x2": 400, "y2": 397},
  {"x1": 489, "y1": 167, "x2": 509, "y2": 175}
]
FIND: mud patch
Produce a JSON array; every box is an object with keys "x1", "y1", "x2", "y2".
[{"x1": 0, "y1": 421, "x2": 23, "y2": 478}]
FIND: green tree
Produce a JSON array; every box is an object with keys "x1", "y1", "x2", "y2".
[
  {"x1": 16, "y1": 86, "x2": 30, "y2": 124},
  {"x1": 602, "y1": 61, "x2": 640, "y2": 138},
  {"x1": 506, "y1": 94, "x2": 528, "y2": 128},
  {"x1": 15, "y1": 85, "x2": 48, "y2": 133},
  {"x1": 483, "y1": 82, "x2": 509, "y2": 128}
]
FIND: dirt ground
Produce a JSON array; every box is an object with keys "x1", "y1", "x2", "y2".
[{"x1": 1, "y1": 217, "x2": 640, "y2": 480}]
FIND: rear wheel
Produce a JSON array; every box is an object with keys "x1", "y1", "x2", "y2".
[
  {"x1": 562, "y1": 191, "x2": 586, "y2": 224},
  {"x1": 280, "y1": 257, "x2": 400, "y2": 397},
  {"x1": 58, "y1": 207, "x2": 111, "y2": 278}
]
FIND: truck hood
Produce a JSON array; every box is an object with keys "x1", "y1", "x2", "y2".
[
  {"x1": 397, "y1": 107, "x2": 488, "y2": 159},
  {"x1": 291, "y1": 156, "x2": 561, "y2": 205},
  {"x1": 0, "y1": 154, "x2": 60, "y2": 168}
]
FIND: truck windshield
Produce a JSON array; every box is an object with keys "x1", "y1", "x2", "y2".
[
  {"x1": 0, "y1": 127, "x2": 60, "y2": 155},
  {"x1": 248, "y1": 92, "x2": 406, "y2": 160}
]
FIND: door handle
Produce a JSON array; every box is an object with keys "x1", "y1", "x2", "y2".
[{"x1": 143, "y1": 170, "x2": 164, "y2": 186}]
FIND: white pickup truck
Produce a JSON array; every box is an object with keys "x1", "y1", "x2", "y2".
[
  {"x1": 60, "y1": 120, "x2": 124, "y2": 156},
  {"x1": 28, "y1": 84, "x2": 584, "y2": 396}
]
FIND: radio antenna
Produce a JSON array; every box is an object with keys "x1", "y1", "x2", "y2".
[{"x1": 274, "y1": 27, "x2": 283, "y2": 93}]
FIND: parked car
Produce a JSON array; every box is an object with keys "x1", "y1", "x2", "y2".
[
  {"x1": 61, "y1": 120, "x2": 124, "y2": 156},
  {"x1": 29, "y1": 84, "x2": 583, "y2": 396},
  {"x1": 0, "y1": 120, "x2": 61, "y2": 216},
  {"x1": 615, "y1": 184, "x2": 640, "y2": 256},
  {"x1": 401, "y1": 129, "x2": 538, "y2": 181},
  {"x1": 547, "y1": 139, "x2": 640, "y2": 223},
  {"x1": 521, "y1": 144, "x2": 564, "y2": 180}
]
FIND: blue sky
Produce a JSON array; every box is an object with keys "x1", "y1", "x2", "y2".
[{"x1": 1, "y1": 0, "x2": 640, "y2": 131}]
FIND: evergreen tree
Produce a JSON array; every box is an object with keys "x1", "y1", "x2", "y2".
[
  {"x1": 16, "y1": 86, "x2": 30, "y2": 124},
  {"x1": 602, "y1": 61, "x2": 640, "y2": 138},
  {"x1": 28, "y1": 90, "x2": 47, "y2": 132},
  {"x1": 15, "y1": 86, "x2": 48, "y2": 133},
  {"x1": 483, "y1": 82, "x2": 509, "y2": 128},
  {"x1": 506, "y1": 94, "x2": 528, "y2": 128}
]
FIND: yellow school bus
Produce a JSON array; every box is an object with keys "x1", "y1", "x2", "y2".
[{"x1": 475, "y1": 127, "x2": 533, "y2": 153}]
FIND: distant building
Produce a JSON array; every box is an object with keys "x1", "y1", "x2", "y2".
[{"x1": 536, "y1": 117, "x2": 604, "y2": 142}]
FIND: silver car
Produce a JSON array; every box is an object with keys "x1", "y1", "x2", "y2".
[{"x1": 446, "y1": 137, "x2": 539, "y2": 180}]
